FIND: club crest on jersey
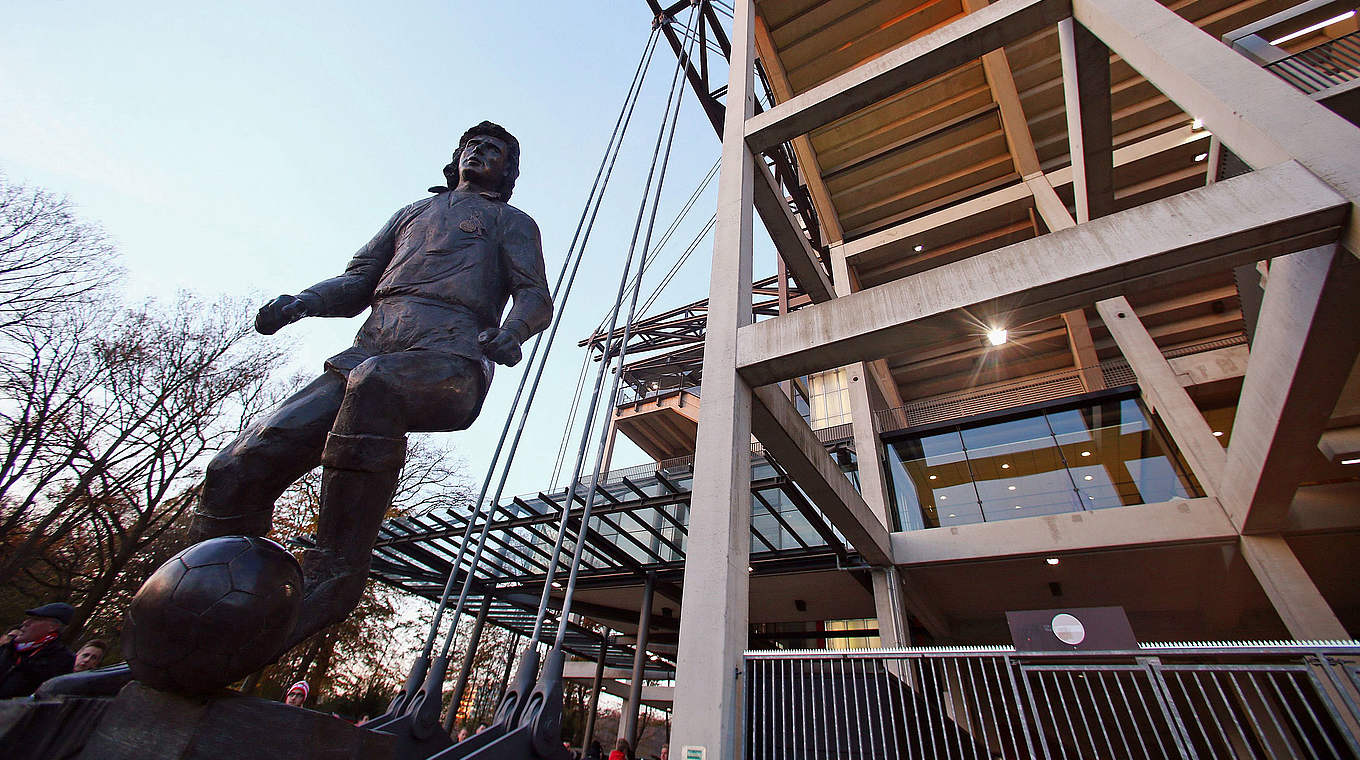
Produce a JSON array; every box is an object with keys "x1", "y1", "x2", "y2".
[{"x1": 459, "y1": 213, "x2": 485, "y2": 235}]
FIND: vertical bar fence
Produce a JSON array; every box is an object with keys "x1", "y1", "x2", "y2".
[{"x1": 746, "y1": 643, "x2": 1360, "y2": 759}]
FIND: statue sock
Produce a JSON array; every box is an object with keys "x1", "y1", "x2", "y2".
[{"x1": 284, "y1": 432, "x2": 406, "y2": 652}]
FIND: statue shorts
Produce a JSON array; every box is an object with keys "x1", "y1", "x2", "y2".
[{"x1": 190, "y1": 297, "x2": 491, "y2": 650}]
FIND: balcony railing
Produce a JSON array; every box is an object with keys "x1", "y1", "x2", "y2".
[
  {"x1": 746, "y1": 642, "x2": 1360, "y2": 759},
  {"x1": 1266, "y1": 31, "x2": 1360, "y2": 94}
]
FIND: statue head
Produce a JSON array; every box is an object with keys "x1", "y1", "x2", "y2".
[{"x1": 438, "y1": 121, "x2": 520, "y2": 201}]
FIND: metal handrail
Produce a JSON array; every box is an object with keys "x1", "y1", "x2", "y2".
[{"x1": 1266, "y1": 30, "x2": 1360, "y2": 94}]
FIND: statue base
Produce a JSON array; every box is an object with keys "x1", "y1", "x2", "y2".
[{"x1": 0, "y1": 683, "x2": 394, "y2": 760}]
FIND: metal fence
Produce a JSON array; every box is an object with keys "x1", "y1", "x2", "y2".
[
  {"x1": 1266, "y1": 32, "x2": 1360, "y2": 95},
  {"x1": 746, "y1": 643, "x2": 1360, "y2": 759}
]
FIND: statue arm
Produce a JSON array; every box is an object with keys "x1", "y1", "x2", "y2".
[
  {"x1": 296, "y1": 206, "x2": 409, "y2": 318},
  {"x1": 498, "y1": 211, "x2": 553, "y2": 343}
]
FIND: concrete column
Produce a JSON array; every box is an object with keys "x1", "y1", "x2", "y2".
[
  {"x1": 622, "y1": 573, "x2": 656, "y2": 747},
  {"x1": 443, "y1": 594, "x2": 491, "y2": 732},
  {"x1": 830, "y1": 243, "x2": 917, "y2": 647},
  {"x1": 581, "y1": 637, "x2": 609, "y2": 749},
  {"x1": 669, "y1": 1, "x2": 756, "y2": 757},
  {"x1": 1240, "y1": 534, "x2": 1349, "y2": 639},
  {"x1": 1095, "y1": 297, "x2": 1226, "y2": 496}
]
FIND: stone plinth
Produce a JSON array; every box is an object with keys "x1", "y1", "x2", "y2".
[{"x1": 76, "y1": 683, "x2": 393, "y2": 760}]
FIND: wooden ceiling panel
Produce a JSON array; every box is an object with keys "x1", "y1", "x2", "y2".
[
  {"x1": 837, "y1": 142, "x2": 1015, "y2": 232},
  {"x1": 857, "y1": 218, "x2": 1036, "y2": 288},
  {"x1": 755, "y1": 0, "x2": 828, "y2": 31},
  {"x1": 825, "y1": 111, "x2": 1003, "y2": 197},
  {"x1": 811, "y1": 68, "x2": 993, "y2": 174},
  {"x1": 782, "y1": 0, "x2": 966, "y2": 91}
]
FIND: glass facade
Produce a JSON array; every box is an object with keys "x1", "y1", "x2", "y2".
[{"x1": 883, "y1": 395, "x2": 1197, "y2": 530}]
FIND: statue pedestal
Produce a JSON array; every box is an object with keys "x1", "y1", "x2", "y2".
[{"x1": 74, "y1": 682, "x2": 394, "y2": 760}]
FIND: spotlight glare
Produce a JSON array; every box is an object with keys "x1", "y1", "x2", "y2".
[
  {"x1": 1001, "y1": 463, "x2": 1010, "y2": 469},
  {"x1": 1080, "y1": 451, "x2": 1091, "y2": 457},
  {"x1": 1194, "y1": 153, "x2": 1208, "y2": 162},
  {"x1": 1212, "y1": 431, "x2": 1224, "y2": 437},
  {"x1": 1191, "y1": 117, "x2": 1204, "y2": 130},
  {"x1": 1083, "y1": 475, "x2": 1094, "y2": 481},
  {"x1": 1342, "y1": 457, "x2": 1360, "y2": 465},
  {"x1": 1046, "y1": 557, "x2": 1061, "y2": 566},
  {"x1": 929, "y1": 474, "x2": 937, "y2": 480},
  {"x1": 913, "y1": 244, "x2": 925, "y2": 252},
  {"x1": 986, "y1": 328, "x2": 1008, "y2": 346},
  {"x1": 1270, "y1": 10, "x2": 1356, "y2": 45},
  {"x1": 1008, "y1": 485, "x2": 1017, "y2": 491}
]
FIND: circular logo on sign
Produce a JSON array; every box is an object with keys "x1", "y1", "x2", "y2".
[{"x1": 1051, "y1": 613, "x2": 1086, "y2": 645}]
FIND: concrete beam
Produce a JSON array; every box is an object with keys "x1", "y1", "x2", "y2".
[
  {"x1": 736, "y1": 161, "x2": 1348, "y2": 386},
  {"x1": 753, "y1": 11, "x2": 844, "y2": 244},
  {"x1": 1096, "y1": 297, "x2": 1226, "y2": 495},
  {"x1": 597, "y1": 678, "x2": 675, "y2": 707},
  {"x1": 563, "y1": 662, "x2": 673, "y2": 682},
  {"x1": 750, "y1": 384, "x2": 893, "y2": 566},
  {"x1": 744, "y1": 0, "x2": 1072, "y2": 152},
  {"x1": 753, "y1": 156, "x2": 834, "y2": 302},
  {"x1": 1062, "y1": 308, "x2": 1105, "y2": 391},
  {"x1": 1168, "y1": 344, "x2": 1249, "y2": 386},
  {"x1": 1318, "y1": 426, "x2": 1360, "y2": 465},
  {"x1": 1220, "y1": 245, "x2": 1360, "y2": 533},
  {"x1": 1239, "y1": 534, "x2": 1349, "y2": 639},
  {"x1": 1073, "y1": 0, "x2": 1360, "y2": 255},
  {"x1": 1059, "y1": 19, "x2": 1114, "y2": 222},
  {"x1": 891, "y1": 497, "x2": 1235, "y2": 566}
]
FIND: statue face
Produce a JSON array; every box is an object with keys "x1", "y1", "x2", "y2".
[{"x1": 458, "y1": 134, "x2": 509, "y2": 191}]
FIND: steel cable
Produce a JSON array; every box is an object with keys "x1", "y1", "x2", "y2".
[
  {"x1": 545, "y1": 6, "x2": 704, "y2": 651},
  {"x1": 431, "y1": 25, "x2": 667, "y2": 664}
]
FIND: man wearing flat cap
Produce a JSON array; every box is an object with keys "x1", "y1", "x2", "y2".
[{"x1": 0, "y1": 602, "x2": 75, "y2": 698}]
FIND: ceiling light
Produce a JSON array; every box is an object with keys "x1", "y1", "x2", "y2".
[
  {"x1": 1001, "y1": 463, "x2": 1010, "y2": 469},
  {"x1": 1088, "y1": 495, "x2": 1096, "y2": 500},
  {"x1": 747, "y1": 566, "x2": 754, "y2": 573},
  {"x1": 1083, "y1": 475, "x2": 1094, "y2": 481},
  {"x1": 1046, "y1": 557, "x2": 1061, "y2": 566},
  {"x1": 1270, "y1": 10, "x2": 1356, "y2": 45},
  {"x1": 1194, "y1": 153, "x2": 1208, "y2": 162},
  {"x1": 1014, "y1": 505, "x2": 1023, "y2": 509},
  {"x1": 913, "y1": 244, "x2": 925, "y2": 252},
  {"x1": 1191, "y1": 118, "x2": 1204, "y2": 130},
  {"x1": 1008, "y1": 485, "x2": 1017, "y2": 491},
  {"x1": 1212, "y1": 431, "x2": 1224, "y2": 437},
  {"x1": 986, "y1": 328, "x2": 1008, "y2": 346},
  {"x1": 1080, "y1": 451, "x2": 1091, "y2": 457},
  {"x1": 947, "y1": 513, "x2": 956, "y2": 518},
  {"x1": 552, "y1": 581, "x2": 563, "y2": 589},
  {"x1": 929, "y1": 474, "x2": 937, "y2": 480},
  {"x1": 1342, "y1": 457, "x2": 1360, "y2": 465},
  {"x1": 940, "y1": 495, "x2": 948, "y2": 500}
]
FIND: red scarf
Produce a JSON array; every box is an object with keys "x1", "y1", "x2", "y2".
[{"x1": 14, "y1": 631, "x2": 58, "y2": 655}]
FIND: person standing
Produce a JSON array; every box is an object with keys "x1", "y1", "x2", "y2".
[{"x1": 0, "y1": 603, "x2": 76, "y2": 698}]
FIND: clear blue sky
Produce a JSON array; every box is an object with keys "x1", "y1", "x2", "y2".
[{"x1": 1, "y1": 1, "x2": 777, "y2": 497}]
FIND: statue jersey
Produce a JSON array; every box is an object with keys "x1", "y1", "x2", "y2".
[{"x1": 297, "y1": 190, "x2": 552, "y2": 381}]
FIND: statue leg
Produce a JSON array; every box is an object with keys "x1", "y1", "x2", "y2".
[
  {"x1": 287, "y1": 352, "x2": 486, "y2": 649},
  {"x1": 189, "y1": 372, "x2": 345, "y2": 542}
]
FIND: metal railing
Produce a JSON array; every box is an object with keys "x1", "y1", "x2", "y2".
[
  {"x1": 1266, "y1": 31, "x2": 1360, "y2": 95},
  {"x1": 746, "y1": 642, "x2": 1360, "y2": 759}
]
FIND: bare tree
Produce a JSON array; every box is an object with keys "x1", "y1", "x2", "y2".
[
  {"x1": 0, "y1": 295, "x2": 286, "y2": 633},
  {"x1": 0, "y1": 174, "x2": 120, "y2": 333}
]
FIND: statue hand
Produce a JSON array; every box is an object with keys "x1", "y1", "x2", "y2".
[
  {"x1": 255, "y1": 295, "x2": 309, "y2": 335},
  {"x1": 478, "y1": 327, "x2": 523, "y2": 367}
]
